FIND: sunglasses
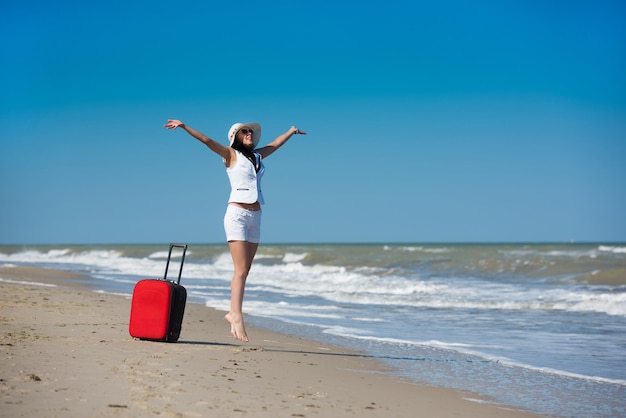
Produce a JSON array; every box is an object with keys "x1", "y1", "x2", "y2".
[{"x1": 239, "y1": 128, "x2": 254, "y2": 135}]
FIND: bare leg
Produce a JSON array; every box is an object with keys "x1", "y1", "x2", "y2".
[{"x1": 225, "y1": 240, "x2": 258, "y2": 342}]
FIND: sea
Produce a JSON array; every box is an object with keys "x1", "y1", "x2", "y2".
[{"x1": 1, "y1": 243, "x2": 625, "y2": 417}]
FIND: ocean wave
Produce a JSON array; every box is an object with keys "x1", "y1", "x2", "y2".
[
  {"x1": 315, "y1": 331, "x2": 626, "y2": 387},
  {"x1": 384, "y1": 245, "x2": 451, "y2": 253},
  {"x1": 599, "y1": 245, "x2": 626, "y2": 254},
  {"x1": 0, "y1": 277, "x2": 58, "y2": 287},
  {"x1": 283, "y1": 252, "x2": 308, "y2": 263},
  {"x1": 3, "y1": 247, "x2": 625, "y2": 317},
  {"x1": 147, "y1": 251, "x2": 173, "y2": 259}
]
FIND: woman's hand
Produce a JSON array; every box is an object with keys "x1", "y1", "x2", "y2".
[
  {"x1": 292, "y1": 126, "x2": 307, "y2": 135},
  {"x1": 164, "y1": 119, "x2": 184, "y2": 130}
]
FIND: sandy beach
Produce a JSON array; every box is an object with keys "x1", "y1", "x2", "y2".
[{"x1": 0, "y1": 265, "x2": 543, "y2": 417}]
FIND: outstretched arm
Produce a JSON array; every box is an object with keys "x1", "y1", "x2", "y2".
[
  {"x1": 257, "y1": 126, "x2": 307, "y2": 159},
  {"x1": 164, "y1": 119, "x2": 233, "y2": 163}
]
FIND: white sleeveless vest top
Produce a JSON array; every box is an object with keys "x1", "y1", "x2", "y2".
[{"x1": 226, "y1": 150, "x2": 265, "y2": 205}]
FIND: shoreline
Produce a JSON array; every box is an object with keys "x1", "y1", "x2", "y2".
[{"x1": 0, "y1": 265, "x2": 543, "y2": 417}]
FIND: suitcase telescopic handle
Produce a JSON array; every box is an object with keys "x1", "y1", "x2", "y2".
[{"x1": 163, "y1": 243, "x2": 188, "y2": 284}]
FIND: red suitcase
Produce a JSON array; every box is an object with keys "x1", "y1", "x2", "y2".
[{"x1": 129, "y1": 243, "x2": 188, "y2": 342}]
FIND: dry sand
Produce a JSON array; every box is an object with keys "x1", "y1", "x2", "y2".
[{"x1": 0, "y1": 266, "x2": 543, "y2": 417}]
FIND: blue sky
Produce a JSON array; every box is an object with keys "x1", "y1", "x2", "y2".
[{"x1": 1, "y1": 0, "x2": 625, "y2": 244}]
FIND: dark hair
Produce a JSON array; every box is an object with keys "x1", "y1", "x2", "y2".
[{"x1": 231, "y1": 139, "x2": 261, "y2": 172}]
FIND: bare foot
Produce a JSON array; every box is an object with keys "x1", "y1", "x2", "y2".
[{"x1": 225, "y1": 312, "x2": 249, "y2": 342}]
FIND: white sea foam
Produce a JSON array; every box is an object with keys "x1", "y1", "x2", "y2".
[
  {"x1": 384, "y1": 245, "x2": 450, "y2": 253},
  {"x1": 316, "y1": 331, "x2": 626, "y2": 387},
  {"x1": 148, "y1": 251, "x2": 172, "y2": 259},
  {"x1": 0, "y1": 277, "x2": 57, "y2": 287},
  {"x1": 283, "y1": 252, "x2": 308, "y2": 263},
  {"x1": 2, "y1": 247, "x2": 624, "y2": 317},
  {"x1": 599, "y1": 245, "x2": 626, "y2": 254}
]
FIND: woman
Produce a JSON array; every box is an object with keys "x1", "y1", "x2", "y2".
[{"x1": 164, "y1": 119, "x2": 306, "y2": 342}]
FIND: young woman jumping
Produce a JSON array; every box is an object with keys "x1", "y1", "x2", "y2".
[{"x1": 164, "y1": 119, "x2": 306, "y2": 342}]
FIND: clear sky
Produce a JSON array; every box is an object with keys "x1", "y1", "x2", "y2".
[{"x1": 1, "y1": 0, "x2": 625, "y2": 244}]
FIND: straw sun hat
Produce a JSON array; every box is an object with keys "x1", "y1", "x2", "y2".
[{"x1": 228, "y1": 122, "x2": 262, "y2": 148}]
